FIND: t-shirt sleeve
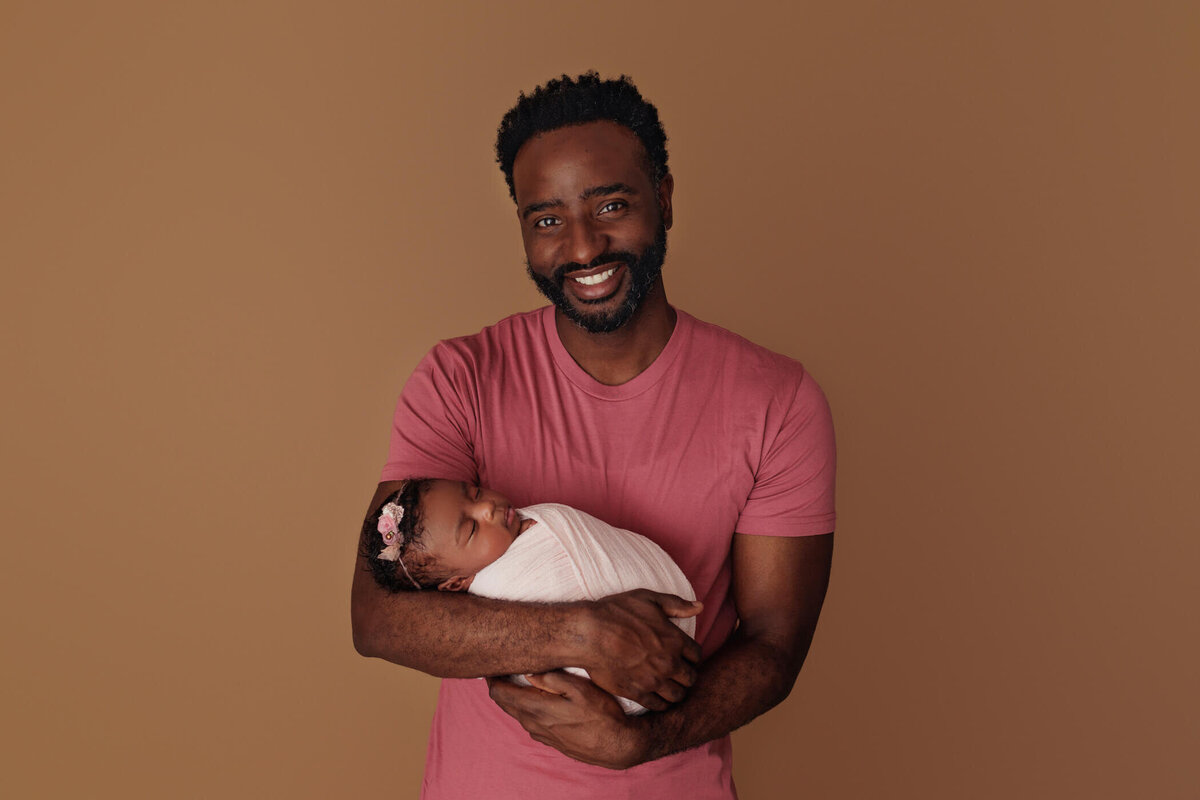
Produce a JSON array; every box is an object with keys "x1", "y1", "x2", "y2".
[
  {"x1": 735, "y1": 369, "x2": 837, "y2": 537},
  {"x1": 380, "y1": 343, "x2": 479, "y2": 484}
]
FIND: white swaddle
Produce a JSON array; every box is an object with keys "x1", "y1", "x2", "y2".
[{"x1": 469, "y1": 503, "x2": 697, "y2": 715}]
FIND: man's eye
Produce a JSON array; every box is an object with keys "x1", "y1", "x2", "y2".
[
  {"x1": 599, "y1": 200, "x2": 625, "y2": 214},
  {"x1": 474, "y1": 486, "x2": 482, "y2": 500},
  {"x1": 534, "y1": 217, "x2": 558, "y2": 228}
]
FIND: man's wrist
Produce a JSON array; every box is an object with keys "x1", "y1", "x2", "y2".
[{"x1": 558, "y1": 600, "x2": 598, "y2": 668}]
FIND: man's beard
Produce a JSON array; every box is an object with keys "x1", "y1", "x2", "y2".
[{"x1": 526, "y1": 224, "x2": 668, "y2": 334}]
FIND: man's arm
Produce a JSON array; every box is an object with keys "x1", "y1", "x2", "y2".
[
  {"x1": 487, "y1": 531, "x2": 833, "y2": 768},
  {"x1": 351, "y1": 481, "x2": 703, "y2": 710}
]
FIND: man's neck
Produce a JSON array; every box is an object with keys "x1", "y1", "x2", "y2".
[{"x1": 554, "y1": 285, "x2": 677, "y2": 386}]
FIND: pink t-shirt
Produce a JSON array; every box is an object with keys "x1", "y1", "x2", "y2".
[{"x1": 382, "y1": 306, "x2": 836, "y2": 799}]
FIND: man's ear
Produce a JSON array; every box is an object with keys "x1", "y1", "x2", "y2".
[
  {"x1": 437, "y1": 574, "x2": 474, "y2": 592},
  {"x1": 657, "y1": 172, "x2": 675, "y2": 231}
]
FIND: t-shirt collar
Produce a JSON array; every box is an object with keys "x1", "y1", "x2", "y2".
[{"x1": 541, "y1": 305, "x2": 692, "y2": 400}]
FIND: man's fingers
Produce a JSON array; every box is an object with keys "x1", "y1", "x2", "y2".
[
  {"x1": 651, "y1": 592, "x2": 703, "y2": 619},
  {"x1": 672, "y1": 657, "x2": 699, "y2": 688},
  {"x1": 580, "y1": 590, "x2": 706, "y2": 705},
  {"x1": 523, "y1": 672, "x2": 555, "y2": 694},
  {"x1": 487, "y1": 677, "x2": 551, "y2": 714},
  {"x1": 634, "y1": 691, "x2": 670, "y2": 712},
  {"x1": 656, "y1": 679, "x2": 689, "y2": 705},
  {"x1": 527, "y1": 670, "x2": 676, "y2": 714},
  {"x1": 486, "y1": 676, "x2": 520, "y2": 708},
  {"x1": 526, "y1": 669, "x2": 591, "y2": 697},
  {"x1": 524, "y1": 671, "x2": 577, "y2": 696}
]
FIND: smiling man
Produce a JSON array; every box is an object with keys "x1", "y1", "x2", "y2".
[
  {"x1": 351, "y1": 73, "x2": 836, "y2": 799},
  {"x1": 517, "y1": 123, "x2": 670, "y2": 337}
]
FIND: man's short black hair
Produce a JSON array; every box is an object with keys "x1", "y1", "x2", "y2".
[{"x1": 495, "y1": 71, "x2": 669, "y2": 202}]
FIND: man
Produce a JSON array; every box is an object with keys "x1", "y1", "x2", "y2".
[{"x1": 351, "y1": 72, "x2": 835, "y2": 799}]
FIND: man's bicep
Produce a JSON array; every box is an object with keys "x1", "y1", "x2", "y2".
[{"x1": 730, "y1": 532, "x2": 833, "y2": 666}]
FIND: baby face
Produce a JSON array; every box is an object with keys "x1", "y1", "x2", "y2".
[{"x1": 419, "y1": 479, "x2": 533, "y2": 591}]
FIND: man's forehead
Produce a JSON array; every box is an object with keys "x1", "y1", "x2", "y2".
[{"x1": 511, "y1": 121, "x2": 651, "y2": 202}]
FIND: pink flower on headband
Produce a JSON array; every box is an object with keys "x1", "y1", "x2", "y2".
[
  {"x1": 377, "y1": 503, "x2": 403, "y2": 542},
  {"x1": 376, "y1": 501, "x2": 418, "y2": 588}
]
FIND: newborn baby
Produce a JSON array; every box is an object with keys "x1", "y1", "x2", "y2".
[{"x1": 360, "y1": 478, "x2": 697, "y2": 714}]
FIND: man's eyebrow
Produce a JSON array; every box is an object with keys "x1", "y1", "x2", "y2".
[
  {"x1": 521, "y1": 198, "x2": 563, "y2": 219},
  {"x1": 520, "y1": 184, "x2": 639, "y2": 220},
  {"x1": 580, "y1": 182, "x2": 638, "y2": 200}
]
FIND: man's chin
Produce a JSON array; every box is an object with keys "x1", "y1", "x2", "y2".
[
  {"x1": 558, "y1": 303, "x2": 633, "y2": 333},
  {"x1": 548, "y1": 287, "x2": 637, "y2": 333}
]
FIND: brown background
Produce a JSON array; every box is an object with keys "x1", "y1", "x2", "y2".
[{"x1": 2, "y1": 1, "x2": 1197, "y2": 797}]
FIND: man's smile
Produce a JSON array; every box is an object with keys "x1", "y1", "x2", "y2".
[{"x1": 562, "y1": 263, "x2": 627, "y2": 302}]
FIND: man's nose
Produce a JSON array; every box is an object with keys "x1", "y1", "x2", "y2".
[{"x1": 564, "y1": 218, "x2": 607, "y2": 267}]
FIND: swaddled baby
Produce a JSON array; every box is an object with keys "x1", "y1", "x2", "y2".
[{"x1": 359, "y1": 478, "x2": 697, "y2": 714}]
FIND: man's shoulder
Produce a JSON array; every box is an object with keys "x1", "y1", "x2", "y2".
[
  {"x1": 423, "y1": 307, "x2": 547, "y2": 366},
  {"x1": 679, "y1": 309, "x2": 812, "y2": 386},
  {"x1": 436, "y1": 309, "x2": 540, "y2": 347}
]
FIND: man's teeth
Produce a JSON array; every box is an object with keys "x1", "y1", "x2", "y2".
[{"x1": 573, "y1": 267, "x2": 617, "y2": 286}]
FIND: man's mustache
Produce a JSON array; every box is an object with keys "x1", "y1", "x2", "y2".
[{"x1": 551, "y1": 252, "x2": 638, "y2": 284}]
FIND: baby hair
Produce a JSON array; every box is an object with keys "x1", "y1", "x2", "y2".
[{"x1": 359, "y1": 478, "x2": 445, "y2": 592}]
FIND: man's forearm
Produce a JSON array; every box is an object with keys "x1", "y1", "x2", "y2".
[
  {"x1": 352, "y1": 570, "x2": 586, "y2": 678},
  {"x1": 629, "y1": 626, "x2": 809, "y2": 763}
]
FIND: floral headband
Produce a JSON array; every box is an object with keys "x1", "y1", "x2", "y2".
[{"x1": 376, "y1": 501, "x2": 421, "y2": 590}]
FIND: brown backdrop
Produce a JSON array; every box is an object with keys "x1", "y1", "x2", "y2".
[{"x1": 3, "y1": 1, "x2": 1197, "y2": 798}]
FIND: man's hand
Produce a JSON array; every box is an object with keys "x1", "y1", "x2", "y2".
[
  {"x1": 576, "y1": 589, "x2": 702, "y2": 711},
  {"x1": 487, "y1": 672, "x2": 649, "y2": 770}
]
